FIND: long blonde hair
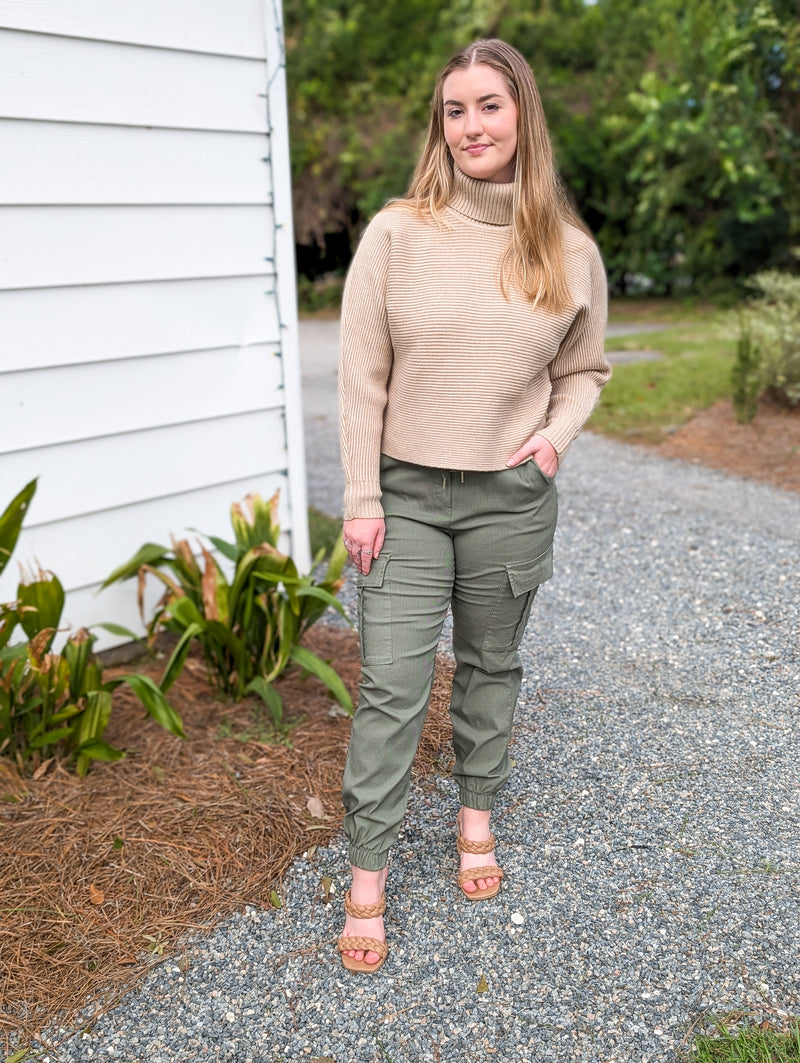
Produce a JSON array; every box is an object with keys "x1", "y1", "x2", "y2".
[{"x1": 404, "y1": 38, "x2": 582, "y2": 314}]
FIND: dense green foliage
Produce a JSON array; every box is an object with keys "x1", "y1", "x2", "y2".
[
  {"x1": 732, "y1": 270, "x2": 800, "y2": 421},
  {"x1": 285, "y1": 0, "x2": 799, "y2": 293},
  {"x1": 104, "y1": 491, "x2": 353, "y2": 726},
  {"x1": 1, "y1": 482, "x2": 184, "y2": 776}
]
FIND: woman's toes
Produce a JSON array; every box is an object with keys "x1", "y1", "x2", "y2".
[{"x1": 344, "y1": 944, "x2": 380, "y2": 965}]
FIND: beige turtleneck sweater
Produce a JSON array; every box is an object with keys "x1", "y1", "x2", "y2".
[{"x1": 338, "y1": 169, "x2": 611, "y2": 519}]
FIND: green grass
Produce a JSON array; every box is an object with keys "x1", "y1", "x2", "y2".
[
  {"x1": 590, "y1": 309, "x2": 738, "y2": 444},
  {"x1": 308, "y1": 506, "x2": 342, "y2": 560},
  {"x1": 681, "y1": 1017, "x2": 800, "y2": 1061},
  {"x1": 608, "y1": 296, "x2": 722, "y2": 326}
]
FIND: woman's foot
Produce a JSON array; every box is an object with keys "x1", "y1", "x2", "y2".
[
  {"x1": 339, "y1": 865, "x2": 388, "y2": 968},
  {"x1": 457, "y1": 807, "x2": 503, "y2": 898}
]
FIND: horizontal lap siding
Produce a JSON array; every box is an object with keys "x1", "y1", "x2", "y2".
[
  {"x1": 0, "y1": 409, "x2": 287, "y2": 526},
  {"x1": 0, "y1": 30, "x2": 268, "y2": 130},
  {"x1": 0, "y1": 123, "x2": 270, "y2": 204},
  {"x1": 0, "y1": 2, "x2": 307, "y2": 645},
  {"x1": 2, "y1": 346, "x2": 285, "y2": 450},
  {"x1": 0, "y1": 0, "x2": 267, "y2": 57},
  {"x1": 1, "y1": 278, "x2": 280, "y2": 371},
  {"x1": 0, "y1": 205, "x2": 275, "y2": 288}
]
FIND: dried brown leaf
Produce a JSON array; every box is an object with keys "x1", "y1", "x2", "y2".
[
  {"x1": 201, "y1": 547, "x2": 219, "y2": 621},
  {"x1": 32, "y1": 758, "x2": 54, "y2": 781}
]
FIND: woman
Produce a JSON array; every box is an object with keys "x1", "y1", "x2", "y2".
[{"x1": 336, "y1": 38, "x2": 611, "y2": 973}]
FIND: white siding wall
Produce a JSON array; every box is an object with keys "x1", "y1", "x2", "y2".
[{"x1": 0, "y1": 0, "x2": 308, "y2": 645}]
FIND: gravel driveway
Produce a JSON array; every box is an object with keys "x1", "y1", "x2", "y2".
[{"x1": 40, "y1": 323, "x2": 800, "y2": 1063}]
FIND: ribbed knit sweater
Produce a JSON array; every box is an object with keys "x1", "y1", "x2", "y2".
[{"x1": 338, "y1": 168, "x2": 611, "y2": 519}]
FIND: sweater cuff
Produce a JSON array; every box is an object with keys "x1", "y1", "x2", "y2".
[
  {"x1": 536, "y1": 424, "x2": 573, "y2": 465},
  {"x1": 343, "y1": 481, "x2": 385, "y2": 521}
]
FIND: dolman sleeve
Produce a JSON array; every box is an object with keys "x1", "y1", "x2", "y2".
[
  {"x1": 338, "y1": 214, "x2": 394, "y2": 519},
  {"x1": 536, "y1": 238, "x2": 612, "y2": 462}
]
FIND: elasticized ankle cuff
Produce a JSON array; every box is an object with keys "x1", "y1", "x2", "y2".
[
  {"x1": 348, "y1": 844, "x2": 390, "y2": 872},
  {"x1": 458, "y1": 789, "x2": 496, "y2": 811}
]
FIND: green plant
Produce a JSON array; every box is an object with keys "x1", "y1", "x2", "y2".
[
  {"x1": 0, "y1": 479, "x2": 36, "y2": 582},
  {"x1": 297, "y1": 275, "x2": 345, "y2": 316},
  {"x1": 739, "y1": 271, "x2": 800, "y2": 414},
  {"x1": 732, "y1": 325, "x2": 762, "y2": 424},
  {"x1": 0, "y1": 482, "x2": 185, "y2": 776},
  {"x1": 308, "y1": 506, "x2": 343, "y2": 560},
  {"x1": 103, "y1": 491, "x2": 353, "y2": 724},
  {"x1": 682, "y1": 1015, "x2": 800, "y2": 1061}
]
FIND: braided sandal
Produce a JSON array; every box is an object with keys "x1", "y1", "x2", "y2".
[
  {"x1": 337, "y1": 889, "x2": 389, "y2": 973},
  {"x1": 457, "y1": 820, "x2": 504, "y2": 901}
]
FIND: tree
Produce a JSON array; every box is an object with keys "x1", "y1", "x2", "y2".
[
  {"x1": 285, "y1": 0, "x2": 800, "y2": 293},
  {"x1": 579, "y1": 0, "x2": 799, "y2": 292}
]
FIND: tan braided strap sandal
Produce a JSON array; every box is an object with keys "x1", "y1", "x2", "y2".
[
  {"x1": 337, "y1": 889, "x2": 389, "y2": 973},
  {"x1": 457, "y1": 826, "x2": 504, "y2": 901}
]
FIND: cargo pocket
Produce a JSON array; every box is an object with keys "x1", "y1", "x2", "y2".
[
  {"x1": 356, "y1": 552, "x2": 393, "y2": 665},
  {"x1": 505, "y1": 547, "x2": 554, "y2": 647},
  {"x1": 506, "y1": 547, "x2": 553, "y2": 597}
]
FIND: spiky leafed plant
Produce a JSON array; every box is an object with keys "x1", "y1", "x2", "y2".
[
  {"x1": 104, "y1": 491, "x2": 352, "y2": 725},
  {"x1": 0, "y1": 481, "x2": 184, "y2": 776}
]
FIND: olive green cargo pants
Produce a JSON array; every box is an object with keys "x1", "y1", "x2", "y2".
[{"x1": 342, "y1": 455, "x2": 558, "y2": 871}]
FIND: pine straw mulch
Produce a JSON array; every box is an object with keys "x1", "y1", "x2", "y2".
[
  {"x1": 0, "y1": 624, "x2": 455, "y2": 1054},
  {"x1": 655, "y1": 395, "x2": 800, "y2": 494}
]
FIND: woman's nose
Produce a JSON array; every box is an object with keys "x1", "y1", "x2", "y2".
[{"x1": 465, "y1": 109, "x2": 483, "y2": 137}]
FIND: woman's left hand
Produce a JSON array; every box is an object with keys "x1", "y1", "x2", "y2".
[{"x1": 506, "y1": 434, "x2": 558, "y2": 477}]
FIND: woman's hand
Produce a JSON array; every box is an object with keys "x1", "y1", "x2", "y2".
[
  {"x1": 506, "y1": 434, "x2": 558, "y2": 477},
  {"x1": 342, "y1": 518, "x2": 385, "y2": 575}
]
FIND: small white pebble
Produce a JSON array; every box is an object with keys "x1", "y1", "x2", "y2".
[
  {"x1": 510, "y1": 912, "x2": 525, "y2": 925},
  {"x1": 225, "y1": 1011, "x2": 235, "y2": 1022}
]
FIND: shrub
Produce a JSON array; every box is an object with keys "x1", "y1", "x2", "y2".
[
  {"x1": 103, "y1": 491, "x2": 352, "y2": 725},
  {"x1": 731, "y1": 326, "x2": 761, "y2": 425},
  {"x1": 0, "y1": 481, "x2": 185, "y2": 776},
  {"x1": 732, "y1": 271, "x2": 800, "y2": 423}
]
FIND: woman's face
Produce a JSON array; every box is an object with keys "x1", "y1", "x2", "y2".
[{"x1": 442, "y1": 63, "x2": 518, "y2": 183}]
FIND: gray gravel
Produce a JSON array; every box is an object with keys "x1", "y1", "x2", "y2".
[{"x1": 35, "y1": 325, "x2": 800, "y2": 1062}]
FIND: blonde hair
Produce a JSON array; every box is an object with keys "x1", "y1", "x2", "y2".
[{"x1": 404, "y1": 38, "x2": 583, "y2": 314}]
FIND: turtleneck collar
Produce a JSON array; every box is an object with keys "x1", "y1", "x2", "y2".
[{"x1": 447, "y1": 166, "x2": 515, "y2": 227}]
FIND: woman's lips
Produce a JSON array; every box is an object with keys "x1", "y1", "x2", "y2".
[{"x1": 466, "y1": 144, "x2": 489, "y2": 155}]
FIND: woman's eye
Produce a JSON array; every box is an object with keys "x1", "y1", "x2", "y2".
[
  {"x1": 484, "y1": 103, "x2": 499, "y2": 112},
  {"x1": 446, "y1": 108, "x2": 463, "y2": 119}
]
